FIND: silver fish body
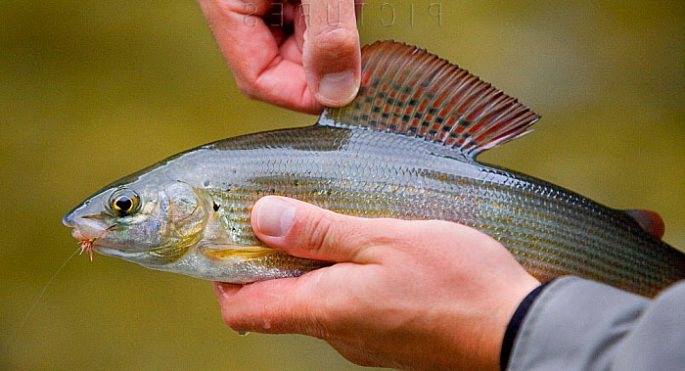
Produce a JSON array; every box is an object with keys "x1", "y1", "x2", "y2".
[
  {"x1": 64, "y1": 41, "x2": 685, "y2": 297},
  {"x1": 138, "y1": 125, "x2": 685, "y2": 296}
]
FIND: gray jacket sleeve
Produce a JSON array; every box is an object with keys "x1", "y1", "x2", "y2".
[{"x1": 507, "y1": 277, "x2": 685, "y2": 371}]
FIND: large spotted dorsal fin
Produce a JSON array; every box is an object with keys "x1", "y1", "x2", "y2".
[{"x1": 317, "y1": 41, "x2": 540, "y2": 159}]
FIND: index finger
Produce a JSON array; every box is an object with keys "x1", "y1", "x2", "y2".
[
  {"x1": 213, "y1": 270, "x2": 332, "y2": 336},
  {"x1": 198, "y1": 0, "x2": 321, "y2": 113}
]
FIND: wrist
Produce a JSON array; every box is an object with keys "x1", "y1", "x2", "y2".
[{"x1": 432, "y1": 274, "x2": 540, "y2": 371}]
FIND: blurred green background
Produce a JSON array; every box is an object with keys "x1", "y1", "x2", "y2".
[{"x1": 1, "y1": 1, "x2": 683, "y2": 369}]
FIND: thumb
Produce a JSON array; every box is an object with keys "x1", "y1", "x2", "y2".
[
  {"x1": 251, "y1": 196, "x2": 373, "y2": 262},
  {"x1": 302, "y1": 0, "x2": 361, "y2": 107}
]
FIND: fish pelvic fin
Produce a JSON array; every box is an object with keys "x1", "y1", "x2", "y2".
[
  {"x1": 318, "y1": 40, "x2": 540, "y2": 159},
  {"x1": 199, "y1": 244, "x2": 278, "y2": 260}
]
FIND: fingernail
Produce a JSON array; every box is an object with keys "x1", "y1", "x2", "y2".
[
  {"x1": 254, "y1": 197, "x2": 296, "y2": 237},
  {"x1": 316, "y1": 70, "x2": 359, "y2": 106}
]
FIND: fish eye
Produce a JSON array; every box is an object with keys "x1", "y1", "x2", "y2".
[{"x1": 108, "y1": 189, "x2": 141, "y2": 217}]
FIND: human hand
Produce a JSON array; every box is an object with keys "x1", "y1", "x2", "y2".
[
  {"x1": 198, "y1": 0, "x2": 361, "y2": 113},
  {"x1": 214, "y1": 196, "x2": 540, "y2": 370}
]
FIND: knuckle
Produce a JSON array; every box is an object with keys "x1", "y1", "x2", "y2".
[
  {"x1": 310, "y1": 27, "x2": 359, "y2": 61},
  {"x1": 320, "y1": 218, "x2": 403, "y2": 258},
  {"x1": 221, "y1": 311, "x2": 244, "y2": 330},
  {"x1": 216, "y1": 0, "x2": 266, "y2": 15},
  {"x1": 303, "y1": 213, "x2": 337, "y2": 253},
  {"x1": 234, "y1": 79, "x2": 260, "y2": 100}
]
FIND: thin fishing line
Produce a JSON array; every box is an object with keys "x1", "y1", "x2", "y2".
[{"x1": 3, "y1": 247, "x2": 80, "y2": 351}]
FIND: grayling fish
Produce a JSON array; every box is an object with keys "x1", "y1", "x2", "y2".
[{"x1": 63, "y1": 41, "x2": 685, "y2": 297}]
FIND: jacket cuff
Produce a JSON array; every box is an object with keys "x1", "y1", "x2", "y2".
[
  {"x1": 504, "y1": 276, "x2": 649, "y2": 371},
  {"x1": 500, "y1": 280, "x2": 554, "y2": 371}
]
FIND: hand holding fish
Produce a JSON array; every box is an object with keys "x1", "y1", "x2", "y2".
[
  {"x1": 197, "y1": 0, "x2": 361, "y2": 113},
  {"x1": 214, "y1": 196, "x2": 540, "y2": 370}
]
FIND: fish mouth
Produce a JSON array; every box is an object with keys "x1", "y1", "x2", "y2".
[
  {"x1": 64, "y1": 214, "x2": 115, "y2": 261},
  {"x1": 93, "y1": 245, "x2": 142, "y2": 260},
  {"x1": 67, "y1": 224, "x2": 143, "y2": 261}
]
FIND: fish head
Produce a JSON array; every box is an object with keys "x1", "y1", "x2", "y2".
[{"x1": 63, "y1": 177, "x2": 208, "y2": 263}]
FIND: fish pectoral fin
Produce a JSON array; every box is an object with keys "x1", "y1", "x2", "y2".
[
  {"x1": 624, "y1": 209, "x2": 665, "y2": 239},
  {"x1": 198, "y1": 243, "x2": 278, "y2": 260},
  {"x1": 318, "y1": 41, "x2": 540, "y2": 159}
]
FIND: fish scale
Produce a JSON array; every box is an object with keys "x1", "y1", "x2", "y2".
[
  {"x1": 191, "y1": 125, "x2": 681, "y2": 295},
  {"x1": 64, "y1": 41, "x2": 685, "y2": 297}
]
